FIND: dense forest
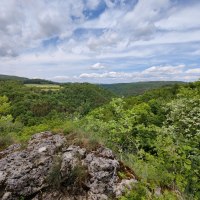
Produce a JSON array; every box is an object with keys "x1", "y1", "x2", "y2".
[
  {"x1": 0, "y1": 79, "x2": 199, "y2": 199},
  {"x1": 100, "y1": 81, "x2": 184, "y2": 96}
]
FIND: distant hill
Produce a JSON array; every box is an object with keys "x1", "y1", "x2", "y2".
[
  {"x1": 23, "y1": 78, "x2": 58, "y2": 85},
  {"x1": 0, "y1": 74, "x2": 28, "y2": 81},
  {"x1": 99, "y1": 81, "x2": 185, "y2": 96},
  {"x1": 0, "y1": 74, "x2": 58, "y2": 85},
  {"x1": 0, "y1": 75, "x2": 185, "y2": 97}
]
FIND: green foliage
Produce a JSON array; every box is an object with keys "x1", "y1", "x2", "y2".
[
  {"x1": 64, "y1": 164, "x2": 88, "y2": 189},
  {"x1": 83, "y1": 81, "x2": 200, "y2": 199},
  {"x1": 0, "y1": 81, "x2": 114, "y2": 126},
  {"x1": 23, "y1": 78, "x2": 57, "y2": 85},
  {"x1": 119, "y1": 182, "x2": 149, "y2": 200},
  {"x1": 47, "y1": 156, "x2": 62, "y2": 189},
  {"x1": 0, "y1": 133, "x2": 14, "y2": 150},
  {"x1": 0, "y1": 96, "x2": 12, "y2": 132},
  {"x1": 0, "y1": 74, "x2": 28, "y2": 81},
  {"x1": 0, "y1": 95, "x2": 22, "y2": 149},
  {"x1": 83, "y1": 98, "x2": 159, "y2": 153},
  {"x1": 47, "y1": 158, "x2": 88, "y2": 194},
  {"x1": 118, "y1": 171, "x2": 128, "y2": 179},
  {"x1": 0, "y1": 96, "x2": 11, "y2": 115},
  {"x1": 0, "y1": 78, "x2": 199, "y2": 199},
  {"x1": 119, "y1": 182, "x2": 178, "y2": 200},
  {"x1": 100, "y1": 81, "x2": 184, "y2": 97},
  {"x1": 161, "y1": 95, "x2": 200, "y2": 197}
]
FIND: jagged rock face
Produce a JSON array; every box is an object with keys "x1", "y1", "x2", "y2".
[{"x1": 0, "y1": 132, "x2": 137, "y2": 200}]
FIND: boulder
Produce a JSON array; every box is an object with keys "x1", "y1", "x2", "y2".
[{"x1": 0, "y1": 132, "x2": 137, "y2": 200}]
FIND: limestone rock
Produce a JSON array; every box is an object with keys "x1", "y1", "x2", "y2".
[{"x1": 0, "y1": 132, "x2": 137, "y2": 199}]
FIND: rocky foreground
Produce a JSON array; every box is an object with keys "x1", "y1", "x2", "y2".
[{"x1": 0, "y1": 132, "x2": 137, "y2": 200}]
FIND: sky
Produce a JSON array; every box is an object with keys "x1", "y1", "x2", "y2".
[{"x1": 0, "y1": 0, "x2": 200, "y2": 83}]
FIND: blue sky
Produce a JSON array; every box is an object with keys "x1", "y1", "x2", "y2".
[{"x1": 0, "y1": 0, "x2": 200, "y2": 83}]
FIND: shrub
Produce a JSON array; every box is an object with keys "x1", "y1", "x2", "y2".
[
  {"x1": 63, "y1": 162, "x2": 89, "y2": 195},
  {"x1": 0, "y1": 133, "x2": 14, "y2": 150},
  {"x1": 119, "y1": 182, "x2": 149, "y2": 200},
  {"x1": 46, "y1": 156, "x2": 62, "y2": 189}
]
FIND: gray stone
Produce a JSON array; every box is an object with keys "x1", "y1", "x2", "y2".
[
  {"x1": 0, "y1": 171, "x2": 7, "y2": 185},
  {"x1": 155, "y1": 187, "x2": 162, "y2": 196},
  {"x1": 38, "y1": 146, "x2": 47, "y2": 153},
  {"x1": 0, "y1": 132, "x2": 137, "y2": 200},
  {"x1": 114, "y1": 179, "x2": 138, "y2": 197},
  {"x1": 2, "y1": 192, "x2": 12, "y2": 200}
]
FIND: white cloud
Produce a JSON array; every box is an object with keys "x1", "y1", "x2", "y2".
[
  {"x1": 79, "y1": 71, "x2": 136, "y2": 79},
  {"x1": 86, "y1": 0, "x2": 101, "y2": 10},
  {"x1": 0, "y1": 0, "x2": 200, "y2": 83},
  {"x1": 186, "y1": 68, "x2": 200, "y2": 74},
  {"x1": 155, "y1": 3, "x2": 200, "y2": 31},
  {"x1": 1, "y1": 0, "x2": 200, "y2": 58},
  {"x1": 142, "y1": 65, "x2": 185, "y2": 76},
  {"x1": 77, "y1": 64, "x2": 199, "y2": 82},
  {"x1": 89, "y1": 63, "x2": 106, "y2": 70},
  {"x1": 0, "y1": 0, "x2": 85, "y2": 57}
]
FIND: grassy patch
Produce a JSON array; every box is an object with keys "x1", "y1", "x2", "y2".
[
  {"x1": 25, "y1": 84, "x2": 62, "y2": 91},
  {"x1": 0, "y1": 133, "x2": 15, "y2": 151}
]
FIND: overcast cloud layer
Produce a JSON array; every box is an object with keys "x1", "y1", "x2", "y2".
[{"x1": 0, "y1": 0, "x2": 200, "y2": 83}]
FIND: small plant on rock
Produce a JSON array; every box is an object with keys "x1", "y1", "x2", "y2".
[
  {"x1": 63, "y1": 162, "x2": 89, "y2": 194},
  {"x1": 46, "y1": 155, "x2": 62, "y2": 189}
]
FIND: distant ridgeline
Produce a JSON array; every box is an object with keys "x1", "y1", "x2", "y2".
[
  {"x1": 99, "y1": 81, "x2": 185, "y2": 96},
  {"x1": 0, "y1": 77, "x2": 114, "y2": 126},
  {"x1": 0, "y1": 74, "x2": 58, "y2": 85},
  {"x1": 0, "y1": 74, "x2": 28, "y2": 81},
  {"x1": 0, "y1": 74, "x2": 185, "y2": 97},
  {"x1": 0, "y1": 73, "x2": 199, "y2": 199}
]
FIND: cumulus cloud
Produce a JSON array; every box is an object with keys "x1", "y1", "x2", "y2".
[
  {"x1": 0, "y1": 0, "x2": 200, "y2": 82},
  {"x1": 142, "y1": 65, "x2": 185, "y2": 76},
  {"x1": 0, "y1": 0, "x2": 199, "y2": 56},
  {"x1": 186, "y1": 68, "x2": 200, "y2": 74},
  {"x1": 89, "y1": 63, "x2": 106, "y2": 70},
  {"x1": 0, "y1": 0, "x2": 85, "y2": 57},
  {"x1": 79, "y1": 71, "x2": 136, "y2": 79},
  {"x1": 0, "y1": 0, "x2": 178, "y2": 57},
  {"x1": 77, "y1": 64, "x2": 198, "y2": 82}
]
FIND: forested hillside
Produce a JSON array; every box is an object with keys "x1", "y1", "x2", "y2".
[
  {"x1": 0, "y1": 74, "x2": 59, "y2": 85},
  {"x1": 100, "y1": 81, "x2": 184, "y2": 96},
  {"x1": 0, "y1": 80, "x2": 114, "y2": 127},
  {"x1": 0, "y1": 80, "x2": 199, "y2": 199},
  {"x1": 83, "y1": 81, "x2": 200, "y2": 199},
  {"x1": 0, "y1": 74, "x2": 28, "y2": 81}
]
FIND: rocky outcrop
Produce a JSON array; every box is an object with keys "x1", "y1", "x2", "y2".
[{"x1": 0, "y1": 132, "x2": 137, "y2": 200}]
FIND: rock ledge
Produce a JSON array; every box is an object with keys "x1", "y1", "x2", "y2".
[{"x1": 0, "y1": 132, "x2": 137, "y2": 200}]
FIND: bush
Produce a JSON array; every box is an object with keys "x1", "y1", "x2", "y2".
[
  {"x1": 46, "y1": 156, "x2": 62, "y2": 189},
  {"x1": 65, "y1": 164, "x2": 88, "y2": 187},
  {"x1": 119, "y1": 182, "x2": 149, "y2": 200},
  {"x1": 0, "y1": 133, "x2": 14, "y2": 150}
]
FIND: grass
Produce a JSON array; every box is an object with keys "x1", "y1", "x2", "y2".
[
  {"x1": 24, "y1": 84, "x2": 62, "y2": 91},
  {"x1": 46, "y1": 149, "x2": 88, "y2": 193},
  {"x1": 46, "y1": 155, "x2": 62, "y2": 189},
  {"x1": 0, "y1": 133, "x2": 15, "y2": 151},
  {"x1": 63, "y1": 163, "x2": 88, "y2": 193}
]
